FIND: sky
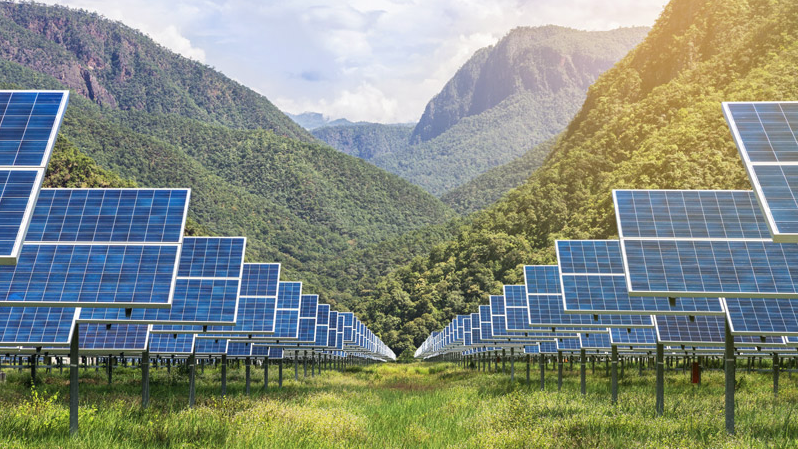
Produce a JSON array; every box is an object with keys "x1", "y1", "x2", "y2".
[{"x1": 40, "y1": 0, "x2": 669, "y2": 123}]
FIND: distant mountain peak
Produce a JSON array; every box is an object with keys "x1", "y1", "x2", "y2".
[{"x1": 288, "y1": 112, "x2": 357, "y2": 130}]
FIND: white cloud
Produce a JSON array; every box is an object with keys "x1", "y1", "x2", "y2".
[{"x1": 33, "y1": 0, "x2": 669, "y2": 123}]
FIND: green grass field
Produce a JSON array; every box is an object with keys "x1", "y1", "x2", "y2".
[{"x1": 0, "y1": 359, "x2": 796, "y2": 448}]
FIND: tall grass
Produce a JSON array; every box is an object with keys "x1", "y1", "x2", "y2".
[{"x1": 0, "y1": 360, "x2": 795, "y2": 447}]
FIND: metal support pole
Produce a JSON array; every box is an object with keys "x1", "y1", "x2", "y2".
[
  {"x1": 725, "y1": 319, "x2": 735, "y2": 434},
  {"x1": 539, "y1": 354, "x2": 545, "y2": 391},
  {"x1": 141, "y1": 350, "x2": 150, "y2": 408},
  {"x1": 245, "y1": 357, "x2": 251, "y2": 396},
  {"x1": 526, "y1": 354, "x2": 530, "y2": 386},
  {"x1": 558, "y1": 351, "x2": 563, "y2": 392},
  {"x1": 580, "y1": 348, "x2": 586, "y2": 396},
  {"x1": 264, "y1": 357, "x2": 269, "y2": 390},
  {"x1": 189, "y1": 354, "x2": 196, "y2": 408},
  {"x1": 656, "y1": 343, "x2": 664, "y2": 416},
  {"x1": 221, "y1": 354, "x2": 228, "y2": 396},
  {"x1": 773, "y1": 353, "x2": 779, "y2": 398},
  {"x1": 278, "y1": 358, "x2": 284, "y2": 387},
  {"x1": 510, "y1": 348, "x2": 515, "y2": 381},
  {"x1": 304, "y1": 351, "x2": 308, "y2": 378},
  {"x1": 502, "y1": 349, "x2": 506, "y2": 374},
  {"x1": 294, "y1": 351, "x2": 299, "y2": 381},
  {"x1": 107, "y1": 356, "x2": 112, "y2": 384},
  {"x1": 311, "y1": 354, "x2": 315, "y2": 378},
  {"x1": 69, "y1": 323, "x2": 79, "y2": 435},
  {"x1": 30, "y1": 355, "x2": 36, "y2": 386},
  {"x1": 611, "y1": 345, "x2": 618, "y2": 405}
]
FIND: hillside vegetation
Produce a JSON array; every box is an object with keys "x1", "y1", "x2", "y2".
[
  {"x1": 357, "y1": 0, "x2": 798, "y2": 355},
  {"x1": 0, "y1": 2, "x2": 456, "y2": 308},
  {"x1": 314, "y1": 26, "x2": 648, "y2": 198}
]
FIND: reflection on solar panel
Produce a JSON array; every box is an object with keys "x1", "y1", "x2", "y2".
[
  {"x1": 298, "y1": 294, "x2": 318, "y2": 343},
  {"x1": 724, "y1": 102, "x2": 798, "y2": 241},
  {"x1": 557, "y1": 337, "x2": 581, "y2": 351},
  {"x1": 273, "y1": 282, "x2": 301, "y2": 339},
  {"x1": 0, "y1": 91, "x2": 69, "y2": 264},
  {"x1": 609, "y1": 327, "x2": 656, "y2": 346},
  {"x1": 195, "y1": 337, "x2": 226, "y2": 355},
  {"x1": 0, "y1": 188, "x2": 189, "y2": 307},
  {"x1": 149, "y1": 333, "x2": 195, "y2": 354},
  {"x1": 226, "y1": 341, "x2": 251, "y2": 357},
  {"x1": 579, "y1": 332, "x2": 610, "y2": 349},
  {"x1": 615, "y1": 189, "x2": 798, "y2": 297},
  {"x1": 79, "y1": 237, "x2": 245, "y2": 325},
  {"x1": 240, "y1": 264, "x2": 280, "y2": 297},
  {"x1": 539, "y1": 341, "x2": 558, "y2": 354},
  {"x1": 724, "y1": 297, "x2": 798, "y2": 336},
  {"x1": 785, "y1": 336, "x2": 798, "y2": 346},
  {"x1": 81, "y1": 323, "x2": 149, "y2": 352},
  {"x1": 557, "y1": 240, "x2": 724, "y2": 315},
  {"x1": 0, "y1": 306, "x2": 76, "y2": 345},
  {"x1": 524, "y1": 344, "x2": 541, "y2": 354}
]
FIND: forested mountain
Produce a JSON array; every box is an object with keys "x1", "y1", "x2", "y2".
[
  {"x1": 289, "y1": 112, "x2": 356, "y2": 130},
  {"x1": 0, "y1": 2, "x2": 456, "y2": 308},
  {"x1": 314, "y1": 26, "x2": 648, "y2": 197},
  {"x1": 358, "y1": 0, "x2": 798, "y2": 356}
]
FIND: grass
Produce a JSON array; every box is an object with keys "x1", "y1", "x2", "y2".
[{"x1": 0, "y1": 359, "x2": 796, "y2": 447}]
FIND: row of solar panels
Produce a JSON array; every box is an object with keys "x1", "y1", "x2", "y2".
[
  {"x1": 416, "y1": 101, "x2": 798, "y2": 360},
  {"x1": 0, "y1": 90, "x2": 395, "y2": 362}
]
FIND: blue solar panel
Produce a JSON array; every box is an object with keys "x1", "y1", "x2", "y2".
[
  {"x1": 297, "y1": 294, "x2": 317, "y2": 343},
  {"x1": 27, "y1": 189, "x2": 189, "y2": 243},
  {"x1": 0, "y1": 170, "x2": 41, "y2": 260},
  {"x1": 724, "y1": 297, "x2": 798, "y2": 336},
  {"x1": 609, "y1": 327, "x2": 656, "y2": 346},
  {"x1": 527, "y1": 294, "x2": 652, "y2": 328},
  {"x1": 579, "y1": 332, "x2": 611, "y2": 349},
  {"x1": 524, "y1": 344, "x2": 541, "y2": 354},
  {"x1": 177, "y1": 237, "x2": 245, "y2": 278},
  {"x1": 524, "y1": 265, "x2": 561, "y2": 294},
  {"x1": 240, "y1": 264, "x2": 280, "y2": 297},
  {"x1": 785, "y1": 336, "x2": 798, "y2": 346},
  {"x1": 615, "y1": 189, "x2": 798, "y2": 298},
  {"x1": 0, "y1": 244, "x2": 179, "y2": 307},
  {"x1": 0, "y1": 91, "x2": 68, "y2": 167},
  {"x1": 655, "y1": 315, "x2": 785, "y2": 347},
  {"x1": 0, "y1": 306, "x2": 75, "y2": 345},
  {"x1": 195, "y1": 337, "x2": 227, "y2": 354},
  {"x1": 80, "y1": 323, "x2": 149, "y2": 352},
  {"x1": 557, "y1": 240, "x2": 725, "y2": 315},
  {"x1": 724, "y1": 102, "x2": 798, "y2": 241},
  {"x1": 149, "y1": 333, "x2": 195, "y2": 354},
  {"x1": 557, "y1": 337, "x2": 581, "y2": 351},
  {"x1": 226, "y1": 341, "x2": 251, "y2": 357}
]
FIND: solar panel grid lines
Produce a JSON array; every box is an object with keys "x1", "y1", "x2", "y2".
[
  {"x1": 80, "y1": 323, "x2": 149, "y2": 353},
  {"x1": 0, "y1": 306, "x2": 77, "y2": 346},
  {"x1": 556, "y1": 337, "x2": 581, "y2": 351},
  {"x1": 556, "y1": 239, "x2": 724, "y2": 316},
  {"x1": 527, "y1": 293, "x2": 652, "y2": 329},
  {"x1": 578, "y1": 331, "x2": 611, "y2": 350},
  {"x1": 524, "y1": 344, "x2": 541, "y2": 354},
  {"x1": 538, "y1": 341, "x2": 558, "y2": 354},
  {"x1": 723, "y1": 101, "x2": 798, "y2": 241},
  {"x1": 609, "y1": 326, "x2": 657, "y2": 346},
  {"x1": 723, "y1": 297, "x2": 798, "y2": 336},
  {"x1": 614, "y1": 189, "x2": 798, "y2": 298},
  {"x1": 195, "y1": 337, "x2": 227, "y2": 355},
  {"x1": 226, "y1": 340, "x2": 252, "y2": 357},
  {"x1": 148, "y1": 332, "x2": 195, "y2": 355},
  {"x1": 0, "y1": 90, "x2": 69, "y2": 264}
]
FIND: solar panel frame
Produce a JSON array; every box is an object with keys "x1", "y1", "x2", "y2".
[
  {"x1": 723, "y1": 297, "x2": 798, "y2": 337},
  {"x1": 0, "y1": 306, "x2": 77, "y2": 346},
  {"x1": 148, "y1": 332, "x2": 195, "y2": 355},
  {"x1": 79, "y1": 323, "x2": 150, "y2": 354}
]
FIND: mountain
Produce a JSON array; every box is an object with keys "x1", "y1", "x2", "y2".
[
  {"x1": 0, "y1": 2, "x2": 456, "y2": 308},
  {"x1": 357, "y1": 0, "x2": 798, "y2": 356},
  {"x1": 314, "y1": 26, "x2": 649, "y2": 197},
  {"x1": 288, "y1": 112, "x2": 357, "y2": 130},
  {"x1": 312, "y1": 123, "x2": 413, "y2": 160}
]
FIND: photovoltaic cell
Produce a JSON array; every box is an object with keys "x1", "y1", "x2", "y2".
[
  {"x1": 724, "y1": 102, "x2": 798, "y2": 241},
  {"x1": 724, "y1": 297, "x2": 798, "y2": 336},
  {"x1": 27, "y1": 189, "x2": 189, "y2": 244},
  {"x1": 0, "y1": 170, "x2": 41, "y2": 260},
  {"x1": 579, "y1": 332, "x2": 610, "y2": 349},
  {"x1": 609, "y1": 327, "x2": 656, "y2": 346},
  {"x1": 539, "y1": 341, "x2": 558, "y2": 354},
  {"x1": 0, "y1": 306, "x2": 75, "y2": 345},
  {"x1": 615, "y1": 189, "x2": 798, "y2": 298},
  {"x1": 653, "y1": 316, "x2": 782, "y2": 347},
  {"x1": 80, "y1": 323, "x2": 149, "y2": 352},
  {"x1": 195, "y1": 338, "x2": 227, "y2": 355},
  {"x1": 528, "y1": 293, "x2": 651, "y2": 328},
  {"x1": 226, "y1": 341, "x2": 251, "y2": 357},
  {"x1": 176, "y1": 237, "x2": 245, "y2": 278},
  {"x1": 557, "y1": 337, "x2": 581, "y2": 351},
  {"x1": 149, "y1": 333, "x2": 195, "y2": 354},
  {"x1": 240, "y1": 264, "x2": 280, "y2": 297},
  {"x1": 557, "y1": 240, "x2": 724, "y2": 315}
]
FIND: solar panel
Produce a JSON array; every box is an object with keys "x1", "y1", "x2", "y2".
[
  {"x1": 273, "y1": 282, "x2": 301, "y2": 339},
  {"x1": 557, "y1": 337, "x2": 581, "y2": 351},
  {"x1": 723, "y1": 102, "x2": 798, "y2": 241},
  {"x1": 195, "y1": 337, "x2": 227, "y2": 355},
  {"x1": 0, "y1": 306, "x2": 76, "y2": 346},
  {"x1": 615, "y1": 189, "x2": 798, "y2": 297},
  {"x1": 226, "y1": 341, "x2": 252, "y2": 357},
  {"x1": 304, "y1": 303, "x2": 330, "y2": 349},
  {"x1": 784, "y1": 336, "x2": 798, "y2": 346},
  {"x1": 654, "y1": 315, "x2": 785, "y2": 347},
  {"x1": 579, "y1": 332, "x2": 611, "y2": 349},
  {"x1": 609, "y1": 327, "x2": 656, "y2": 346},
  {"x1": 149, "y1": 333, "x2": 195, "y2": 355},
  {"x1": 538, "y1": 341, "x2": 558, "y2": 354},
  {"x1": 80, "y1": 323, "x2": 149, "y2": 352},
  {"x1": 78, "y1": 237, "x2": 245, "y2": 325},
  {"x1": 0, "y1": 188, "x2": 189, "y2": 307},
  {"x1": 0, "y1": 91, "x2": 69, "y2": 264},
  {"x1": 724, "y1": 297, "x2": 798, "y2": 336},
  {"x1": 524, "y1": 344, "x2": 541, "y2": 354},
  {"x1": 528, "y1": 292, "x2": 652, "y2": 329},
  {"x1": 557, "y1": 240, "x2": 724, "y2": 315}
]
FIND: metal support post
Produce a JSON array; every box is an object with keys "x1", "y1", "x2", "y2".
[
  {"x1": 557, "y1": 351, "x2": 563, "y2": 392},
  {"x1": 141, "y1": 350, "x2": 150, "y2": 408},
  {"x1": 725, "y1": 319, "x2": 735, "y2": 434},
  {"x1": 540, "y1": 354, "x2": 545, "y2": 391},
  {"x1": 611, "y1": 345, "x2": 618, "y2": 405},
  {"x1": 189, "y1": 354, "x2": 196, "y2": 408},
  {"x1": 510, "y1": 348, "x2": 515, "y2": 381},
  {"x1": 245, "y1": 357, "x2": 251, "y2": 395},
  {"x1": 656, "y1": 343, "x2": 664, "y2": 416},
  {"x1": 580, "y1": 348, "x2": 586, "y2": 396},
  {"x1": 69, "y1": 323, "x2": 79, "y2": 435}
]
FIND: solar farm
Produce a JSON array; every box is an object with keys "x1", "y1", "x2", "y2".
[
  {"x1": 0, "y1": 91, "x2": 395, "y2": 435},
  {"x1": 415, "y1": 101, "x2": 798, "y2": 435}
]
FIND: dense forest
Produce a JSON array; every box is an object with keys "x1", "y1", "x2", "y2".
[
  {"x1": 0, "y1": 2, "x2": 456, "y2": 310},
  {"x1": 313, "y1": 26, "x2": 648, "y2": 198},
  {"x1": 356, "y1": 0, "x2": 798, "y2": 357}
]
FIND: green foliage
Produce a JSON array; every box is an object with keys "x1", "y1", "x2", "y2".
[
  {"x1": 0, "y1": 362, "x2": 797, "y2": 447},
  {"x1": 362, "y1": 0, "x2": 798, "y2": 353},
  {"x1": 44, "y1": 136, "x2": 137, "y2": 188}
]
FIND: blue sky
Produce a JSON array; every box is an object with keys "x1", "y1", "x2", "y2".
[{"x1": 41, "y1": 0, "x2": 669, "y2": 123}]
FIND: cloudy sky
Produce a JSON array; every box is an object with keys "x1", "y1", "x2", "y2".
[{"x1": 41, "y1": 0, "x2": 669, "y2": 123}]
